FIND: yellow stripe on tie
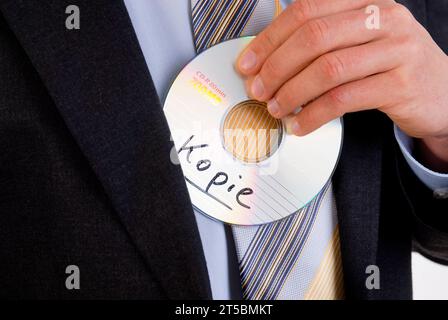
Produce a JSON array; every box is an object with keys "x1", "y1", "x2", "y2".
[{"x1": 304, "y1": 226, "x2": 345, "y2": 300}]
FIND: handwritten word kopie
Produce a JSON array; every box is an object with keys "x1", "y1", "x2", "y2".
[{"x1": 178, "y1": 135, "x2": 254, "y2": 211}]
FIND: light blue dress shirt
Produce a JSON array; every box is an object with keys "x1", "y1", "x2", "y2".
[{"x1": 124, "y1": 0, "x2": 448, "y2": 299}]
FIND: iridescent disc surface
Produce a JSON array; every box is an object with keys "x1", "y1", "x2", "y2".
[{"x1": 164, "y1": 37, "x2": 343, "y2": 225}]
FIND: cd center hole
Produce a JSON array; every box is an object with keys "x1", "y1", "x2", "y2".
[{"x1": 222, "y1": 100, "x2": 283, "y2": 163}]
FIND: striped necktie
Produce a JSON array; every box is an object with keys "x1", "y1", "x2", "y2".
[{"x1": 191, "y1": 0, "x2": 344, "y2": 300}]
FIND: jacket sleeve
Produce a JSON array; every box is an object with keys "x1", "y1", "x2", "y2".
[{"x1": 395, "y1": 143, "x2": 448, "y2": 264}]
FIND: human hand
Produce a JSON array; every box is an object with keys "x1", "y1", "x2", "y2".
[{"x1": 236, "y1": 0, "x2": 448, "y2": 171}]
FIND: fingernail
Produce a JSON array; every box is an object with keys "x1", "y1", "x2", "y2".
[
  {"x1": 251, "y1": 76, "x2": 265, "y2": 99},
  {"x1": 292, "y1": 122, "x2": 301, "y2": 135},
  {"x1": 267, "y1": 98, "x2": 280, "y2": 116},
  {"x1": 239, "y1": 50, "x2": 257, "y2": 71}
]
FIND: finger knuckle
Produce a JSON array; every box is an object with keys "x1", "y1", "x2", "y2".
[
  {"x1": 386, "y1": 3, "x2": 413, "y2": 24},
  {"x1": 290, "y1": 0, "x2": 315, "y2": 22},
  {"x1": 258, "y1": 31, "x2": 279, "y2": 52},
  {"x1": 327, "y1": 88, "x2": 348, "y2": 115},
  {"x1": 303, "y1": 18, "x2": 329, "y2": 46},
  {"x1": 319, "y1": 54, "x2": 345, "y2": 82}
]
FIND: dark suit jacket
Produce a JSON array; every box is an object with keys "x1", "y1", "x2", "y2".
[{"x1": 0, "y1": 0, "x2": 447, "y2": 300}]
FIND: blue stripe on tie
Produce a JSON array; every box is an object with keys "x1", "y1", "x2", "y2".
[
  {"x1": 266, "y1": 192, "x2": 325, "y2": 299},
  {"x1": 265, "y1": 199, "x2": 321, "y2": 299},
  {"x1": 240, "y1": 217, "x2": 294, "y2": 282},
  {"x1": 241, "y1": 218, "x2": 295, "y2": 297},
  {"x1": 240, "y1": 212, "x2": 293, "y2": 270},
  {"x1": 192, "y1": 0, "x2": 259, "y2": 53},
  {"x1": 239, "y1": 183, "x2": 331, "y2": 300},
  {"x1": 242, "y1": 217, "x2": 299, "y2": 299},
  {"x1": 199, "y1": 3, "x2": 230, "y2": 50}
]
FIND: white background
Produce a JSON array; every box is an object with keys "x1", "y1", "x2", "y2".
[{"x1": 412, "y1": 252, "x2": 448, "y2": 299}]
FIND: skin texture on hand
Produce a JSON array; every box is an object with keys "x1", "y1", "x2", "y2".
[{"x1": 235, "y1": 0, "x2": 448, "y2": 173}]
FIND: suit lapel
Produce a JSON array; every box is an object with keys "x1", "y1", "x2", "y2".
[
  {"x1": 0, "y1": 0, "x2": 211, "y2": 299},
  {"x1": 333, "y1": 111, "x2": 383, "y2": 300}
]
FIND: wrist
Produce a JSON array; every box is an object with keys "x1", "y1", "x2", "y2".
[{"x1": 416, "y1": 136, "x2": 448, "y2": 173}]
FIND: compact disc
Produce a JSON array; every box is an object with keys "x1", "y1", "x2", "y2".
[{"x1": 163, "y1": 37, "x2": 343, "y2": 225}]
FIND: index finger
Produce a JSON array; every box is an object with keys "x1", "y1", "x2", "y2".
[{"x1": 236, "y1": 0, "x2": 387, "y2": 75}]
